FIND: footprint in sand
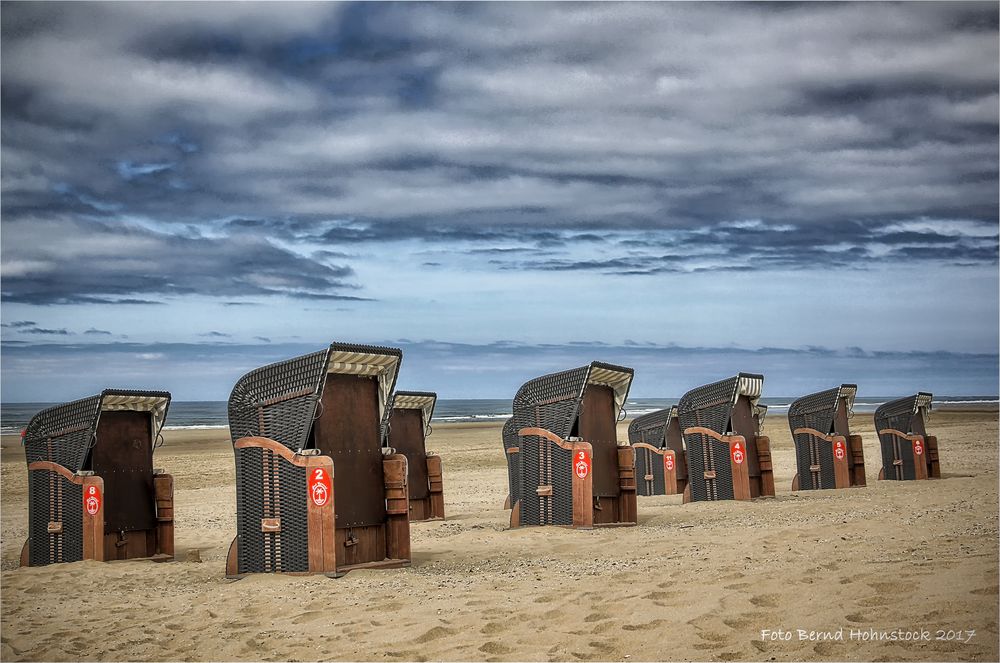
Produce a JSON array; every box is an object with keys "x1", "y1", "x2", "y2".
[
  {"x1": 749, "y1": 594, "x2": 780, "y2": 608},
  {"x1": 642, "y1": 590, "x2": 678, "y2": 601},
  {"x1": 856, "y1": 595, "x2": 893, "y2": 607},
  {"x1": 479, "y1": 641, "x2": 512, "y2": 655},
  {"x1": 291, "y1": 610, "x2": 325, "y2": 624},
  {"x1": 814, "y1": 641, "x2": 841, "y2": 655},
  {"x1": 583, "y1": 612, "x2": 610, "y2": 623},
  {"x1": 724, "y1": 582, "x2": 751, "y2": 590},
  {"x1": 480, "y1": 621, "x2": 506, "y2": 636},
  {"x1": 845, "y1": 612, "x2": 867, "y2": 623},
  {"x1": 971, "y1": 586, "x2": 999, "y2": 595},
  {"x1": 413, "y1": 626, "x2": 456, "y2": 644}
]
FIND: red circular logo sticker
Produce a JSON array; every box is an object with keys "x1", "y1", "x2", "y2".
[
  {"x1": 664, "y1": 452, "x2": 675, "y2": 472},
  {"x1": 913, "y1": 439, "x2": 924, "y2": 456},
  {"x1": 731, "y1": 440, "x2": 745, "y2": 465},
  {"x1": 84, "y1": 485, "x2": 102, "y2": 516},
  {"x1": 574, "y1": 450, "x2": 591, "y2": 480},
  {"x1": 833, "y1": 439, "x2": 846, "y2": 461},
  {"x1": 308, "y1": 467, "x2": 332, "y2": 507}
]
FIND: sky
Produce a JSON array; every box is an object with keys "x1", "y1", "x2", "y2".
[{"x1": 1, "y1": 1, "x2": 998, "y2": 402}]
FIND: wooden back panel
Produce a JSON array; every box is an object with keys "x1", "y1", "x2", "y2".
[
  {"x1": 389, "y1": 409, "x2": 430, "y2": 500},
  {"x1": 311, "y1": 373, "x2": 387, "y2": 529},
  {"x1": 730, "y1": 396, "x2": 761, "y2": 478},
  {"x1": 579, "y1": 385, "x2": 619, "y2": 498},
  {"x1": 92, "y1": 411, "x2": 155, "y2": 534}
]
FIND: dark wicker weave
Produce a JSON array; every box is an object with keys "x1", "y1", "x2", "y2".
[
  {"x1": 229, "y1": 342, "x2": 402, "y2": 574},
  {"x1": 502, "y1": 418, "x2": 520, "y2": 508},
  {"x1": 511, "y1": 361, "x2": 633, "y2": 525},
  {"x1": 875, "y1": 393, "x2": 932, "y2": 481},
  {"x1": 678, "y1": 373, "x2": 764, "y2": 502},
  {"x1": 788, "y1": 385, "x2": 857, "y2": 490}
]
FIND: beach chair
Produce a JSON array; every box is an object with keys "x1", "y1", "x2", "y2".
[
  {"x1": 502, "y1": 417, "x2": 519, "y2": 509},
  {"x1": 20, "y1": 390, "x2": 173, "y2": 566},
  {"x1": 788, "y1": 385, "x2": 866, "y2": 491},
  {"x1": 226, "y1": 342, "x2": 409, "y2": 578},
  {"x1": 387, "y1": 391, "x2": 444, "y2": 521},
  {"x1": 678, "y1": 373, "x2": 775, "y2": 502},
  {"x1": 508, "y1": 362, "x2": 636, "y2": 528},
  {"x1": 627, "y1": 406, "x2": 686, "y2": 496},
  {"x1": 875, "y1": 393, "x2": 939, "y2": 481}
]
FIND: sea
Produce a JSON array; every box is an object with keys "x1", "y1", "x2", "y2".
[{"x1": 1, "y1": 396, "x2": 996, "y2": 435}]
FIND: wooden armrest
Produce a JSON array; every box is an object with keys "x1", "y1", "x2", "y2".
[
  {"x1": 793, "y1": 428, "x2": 846, "y2": 443},
  {"x1": 878, "y1": 429, "x2": 924, "y2": 442},
  {"x1": 234, "y1": 437, "x2": 328, "y2": 467},
  {"x1": 517, "y1": 427, "x2": 575, "y2": 450},
  {"x1": 683, "y1": 426, "x2": 741, "y2": 445},
  {"x1": 506, "y1": 446, "x2": 520, "y2": 454}
]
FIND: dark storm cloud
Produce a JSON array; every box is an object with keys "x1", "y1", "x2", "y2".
[
  {"x1": 0, "y1": 214, "x2": 363, "y2": 304},
  {"x1": 1, "y1": 2, "x2": 997, "y2": 302}
]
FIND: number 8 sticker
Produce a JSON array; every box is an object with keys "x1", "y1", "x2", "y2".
[
  {"x1": 308, "y1": 467, "x2": 332, "y2": 507},
  {"x1": 84, "y1": 485, "x2": 102, "y2": 515}
]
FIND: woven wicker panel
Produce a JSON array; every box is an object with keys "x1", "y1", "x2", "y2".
[
  {"x1": 512, "y1": 367, "x2": 588, "y2": 439},
  {"x1": 228, "y1": 350, "x2": 329, "y2": 448},
  {"x1": 628, "y1": 408, "x2": 671, "y2": 447},
  {"x1": 685, "y1": 435, "x2": 736, "y2": 502},
  {"x1": 502, "y1": 418, "x2": 520, "y2": 507},
  {"x1": 235, "y1": 447, "x2": 265, "y2": 573},
  {"x1": 634, "y1": 446, "x2": 666, "y2": 496},
  {"x1": 28, "y1": 469, "x2": 83, "y2": 566},
  {"x1": 518, "y1": 434, "x2": 574, "y2": 526},
  {"x1": 24, "y1": 395, "x2": 102, "y2": 472}
]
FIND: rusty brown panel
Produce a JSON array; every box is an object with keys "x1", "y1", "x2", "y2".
[
  {"x1": 730, "y1": 397, "x2": 761, "y2": 478},
  {"x1": 665, "y1": 417, "x2": 688, "y2": 482},
  {"x1": 910, "y1": 411, "x2": 927, "y2": 436},
  {"x1": 388, "y1": 409, "x2": 429, "y2": 500},
  {"x1": 92, "y1": 411, "x2": 155, "y2": 534},
  {"x1": 312, "y1": 374, "x2": 387, "y2": 528},
  {"x1": 579, "y1": 384, "x2": 619, "y2": 498}
]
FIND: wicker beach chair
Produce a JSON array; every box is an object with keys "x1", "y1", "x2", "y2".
[
  {"x1": 20, "y1": 390, "x2": 173, "y2": 567},
  {"x1": 387, "y1": 391, "x2": 444, "y2": 521},
  {"x1": 502, "y1": 417, "x2": 519, "y2": 509},
  {"x1": 226, "y1": 342, "x2": 409, "y2": 578},
  {"x1": 875, "y1": 393, "x2": 939, "y2": 481},
  {"x1": 678, "y1": 373, "x2": 775, "y2": 502},
  {"x1": 508, "y1": 362, "x2": 636, "y2": 528},
  {"x1": 627, "y1": 406, "x2": 686, "y2": 496},
  {"x1": 788, "y1": 385, "x2": 866, "y2": 491}
]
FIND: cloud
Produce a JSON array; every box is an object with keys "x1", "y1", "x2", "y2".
[
  {"x1": 83, "y1": 328, "x2": 112, "y2": 335},
  {"x1": 0, "y1": 214, "x2": 364, "y2": 304},
  {"x1": 199, "y1": 331, "x2": 231, "y2": 338}
]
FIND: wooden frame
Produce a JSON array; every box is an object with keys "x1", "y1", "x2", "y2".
[
  {"x1": 511, "y1": 427, "x2": 636, "y2": 529},
  {"x1": 680, "y1": 427, "x2": 774, "y2": 502},
  {"x1": 22, "y1": 462, "x2": 105, "y2": 565}
]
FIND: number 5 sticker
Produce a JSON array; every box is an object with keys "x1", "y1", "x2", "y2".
[{"x1": 308, "y1": 467, "x2": 332, "y2": 507}]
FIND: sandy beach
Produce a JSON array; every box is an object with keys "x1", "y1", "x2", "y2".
[{"x1": 1, "y1": 410, "x2": 997, "y2": 662}]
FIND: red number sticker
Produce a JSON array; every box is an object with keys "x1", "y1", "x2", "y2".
[
  {"x1": 731, "y1": 440, "x2": 745, "y2": 465},
  {"x1": 833, "y1": 439, "x2": 846, "y2": 461},
  {"x1": 308, "y1": 467, "x2": 332, "y2": 507},
  {"x1": 574, "y1": 450, "x2": 591, "y2": 480},
  {"x1": 664, "y1": 451, "x2": 675, "y2": 472},
  {"x1": 84, "y1": 485, "x2": 102, "y2": 516},
  {"x1": 913, "y1": 438, "x2": 924, "y2": 456}
]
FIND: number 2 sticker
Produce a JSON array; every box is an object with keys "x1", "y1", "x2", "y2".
[{"x1": 308, "y1": 467, "x2": 332, "y2": 507}]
